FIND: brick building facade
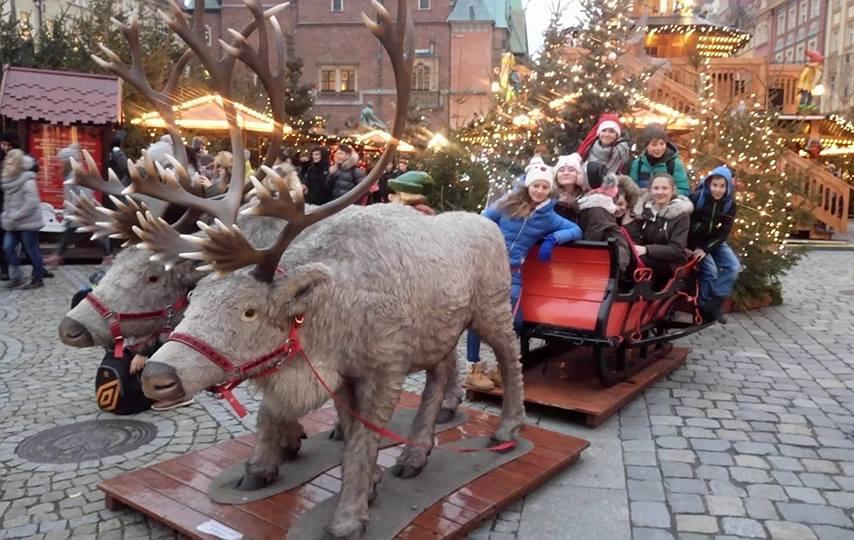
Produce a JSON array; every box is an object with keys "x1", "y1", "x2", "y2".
[
  {"x1": 207, "y1": 0, "x2": 527, "y2": 132},
  {"x1": 751, "y1": 0, "x2": 826, "y2": 64}
]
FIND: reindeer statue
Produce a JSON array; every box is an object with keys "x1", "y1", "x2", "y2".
[{"x1": 69, "y1": 0, "x2": 526, "y2": 537}]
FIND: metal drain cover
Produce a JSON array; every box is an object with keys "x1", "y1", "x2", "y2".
[{"x1": 16, "y1": 420, "x2": 157, "y2": 463}]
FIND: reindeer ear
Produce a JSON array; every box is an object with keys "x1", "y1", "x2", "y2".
[{"x1": 274, "y1": 263, "x2": 332, "y2": 319}]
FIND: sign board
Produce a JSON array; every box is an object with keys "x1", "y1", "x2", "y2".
[{"x1": 28, "y1": 123, "x2": 103, "y2": 232}]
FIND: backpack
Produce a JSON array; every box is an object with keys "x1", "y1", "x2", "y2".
[
  {"x1": 633, "y1": 157, "x2": 675, "y2": 187},
  {"x1": 95, "y1": 349, "x2": 154, "y2": 415}
]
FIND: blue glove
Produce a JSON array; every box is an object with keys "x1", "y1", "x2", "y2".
[{"x1": 538, "y1": 234, "x2": 558, "y2": 262}]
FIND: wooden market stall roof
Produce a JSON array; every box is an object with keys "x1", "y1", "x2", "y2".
[
  {"x1": 131, "y1": 94, "x2": 290, "y2": 134},
  {"x1": 0, "y1": 66, "x2": 122, "y2": 125}
]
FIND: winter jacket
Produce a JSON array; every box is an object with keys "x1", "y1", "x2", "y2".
[
  {"x1": 554, "y1": 199, "x2": 579, "y2": 222},
  {"x1": 300, "y1": 149, "x2": 332, "y2": 205},
  {"x1": 2, "y1": 156, "x2": 45, "y2": 231},
  {"x1": 626, "y1": 193, "x2": 693, "y2": 262},
  {"x1": 628, "y1": 142, "x2": 691, "y2": 195},
  {"x1": 688, "y1": 165, "x2": 737, "y2": 252},
  {"x1": 329, "y1": 151, "x2": 366, "y2": 201},
  {"x1": 576, "y1": 192, "x2": 631, "y2": 271},
  {"x1": 484, "y1": 198, "x2": 583, "y2": 268}
]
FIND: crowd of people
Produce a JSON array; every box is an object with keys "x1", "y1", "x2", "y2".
[{"x1": 463, "y1": 115, "x2": 740, "y2": 391}]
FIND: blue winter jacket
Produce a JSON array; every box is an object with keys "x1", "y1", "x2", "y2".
[{"x1": 484, "y1": 198, "x2": 583, "y2": 268}]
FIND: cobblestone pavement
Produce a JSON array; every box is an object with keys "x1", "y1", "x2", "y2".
[{"x1": 1, "y1": 252, "x2": 853, "y2": 539}]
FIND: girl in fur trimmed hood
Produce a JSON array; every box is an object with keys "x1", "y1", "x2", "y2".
[{"x1": 626, "y1": 172, "x2": 694, "y2": 290}]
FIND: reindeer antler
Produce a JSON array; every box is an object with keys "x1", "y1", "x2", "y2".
[
  {"x1": 65, "y1": 192, "x2": 149, "y2": 248},
  {"x1": 67, "y1": 150, "x2": 127, "y2": 197},
  {"x1": 181, "y1": 0, "x2": 414, "y2": 279}
]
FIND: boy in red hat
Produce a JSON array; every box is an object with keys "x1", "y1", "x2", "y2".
[{"x1": 577, "y1": 113, "x2": 631, "y2": 175}]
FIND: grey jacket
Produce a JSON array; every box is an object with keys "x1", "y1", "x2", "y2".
[{"x1": 2, "y1": 157, "x2": 45, "y2": 231}]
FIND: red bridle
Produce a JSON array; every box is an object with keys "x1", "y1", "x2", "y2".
[
  {"x1": 167, "y1": 316, "x2": 304, "y2": 418},
  {"x1": 85, "y1": 292, "x2": 189, "y2": 358}
]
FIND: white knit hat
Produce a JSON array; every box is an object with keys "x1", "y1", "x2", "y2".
[
  {"x1": 554, "y1": 153, "x2": 583, "y2": 175},
  {"x1": 597, "y1": 120, "x2": 622, "y2": 137},
  {"x1": 524, "y1": 163, "x2": 555, "y2": 189}
]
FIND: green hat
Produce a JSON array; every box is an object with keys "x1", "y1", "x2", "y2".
[{"x1": 388, "y1": 171, "x2": 434, "y2": 196}]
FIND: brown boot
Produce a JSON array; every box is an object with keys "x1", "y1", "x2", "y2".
[
  {"x1": 488, "y1": 366, "x2": 503, "y2": 387},
  {"x1": 465, "y1": 362, "x2": 495, "y2": 391}
]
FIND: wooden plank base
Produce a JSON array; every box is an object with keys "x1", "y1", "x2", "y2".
[
  {"x1": 468, "y1": 347, "x2": 689, "y2": 427},
  {"x1": 99, "y1": 393, "x2": 589, "y2": 539}
]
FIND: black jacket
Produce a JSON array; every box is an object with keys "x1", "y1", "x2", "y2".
[
  {"x1": 300, "y1": 148, "x2": 332, "y2": 205},
  {"x1": 687, "y1": 167, "x2": 736, "y2": 252},
  {"x1": 626, "y1": 194, "x2": 693, "y2": 262}
]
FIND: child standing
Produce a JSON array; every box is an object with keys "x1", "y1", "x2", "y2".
[
  {"x1": 688, "y1": 165, "x2": 740, "y2": 323},
  {"x1": 465, "y1": 164, "x2": 583, "y2": 391},
  {"x1": 629, "y1": 123, "x2": 691, "y2": 195},
  {"x1": 577, "y1": 113, "x2": 631, "y2": 174}
]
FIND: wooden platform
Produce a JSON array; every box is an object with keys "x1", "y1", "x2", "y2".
[
  {"x1": 468, "y1": 347, "x2": 689, "y2": 427},
  {"x1": 99, "y1": 392, "x2": 589, "y2": 539}
]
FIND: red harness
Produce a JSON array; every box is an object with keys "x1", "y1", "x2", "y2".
[
  {"x1": 85, "y1": 293, "x2": 189, "y2": 358},
  {"x1": 167, "y1": 317, "x2": 516, "y2": 452},
  {"x1": 168, "y1": 317, "x2": 304, "y2": 418}
]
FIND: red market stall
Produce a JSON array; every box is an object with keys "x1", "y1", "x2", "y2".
[{"x1": 0, "y1": 66, "x2": 121, "y2": 232}]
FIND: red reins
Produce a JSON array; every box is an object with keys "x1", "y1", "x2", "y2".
[{"x1": 86, "y1": 292, "x2": 189, "y2": 358}]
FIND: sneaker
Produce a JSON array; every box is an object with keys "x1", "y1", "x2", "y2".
[
  {"x1": 151, "y1": 396, "x2": 195, "y2": 411},
  {"x1": 464, "y1": 362, "x2": 495, "y2": 392},
  {"x1": 21, "y1": 280, "x2": 44, "y2": 290}
]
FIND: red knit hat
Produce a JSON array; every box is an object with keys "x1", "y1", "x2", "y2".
[{"x1": 577, "y1": 113, "x2": 624, "y2": 159}]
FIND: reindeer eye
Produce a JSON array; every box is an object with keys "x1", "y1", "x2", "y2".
[
  {"x1": 241, "y1": 308, "x2": 258, "y2": 322},
  {"x1": 148, "y1": 276, "x2": 159, "y2": 283}
]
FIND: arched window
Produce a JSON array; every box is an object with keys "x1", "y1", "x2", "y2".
[{"x1": 412, "y1": 63, "x2": 431, "y2": 91}]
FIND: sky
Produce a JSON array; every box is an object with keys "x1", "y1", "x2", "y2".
[{"x1": 524, "y1": 0, "x2": 581, "y2": 57}]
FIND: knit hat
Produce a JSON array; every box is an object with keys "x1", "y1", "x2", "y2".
[
  {"x1": 524, "y1": 163, "x2": 555, "y2": 189},
  {"x1": 586, "y1": 161, "x2": 618, "y2": 197},
  {"x1": 554, "y1": 153, "x2": 583, "y2": 176},
  {"x1": 388, "y1": 171, "x2": 434, "y2": 196},
  {"x1": 639, "y1": 123, "x2": 667, "y2": 148},
  {"x1": 525, "y1": 156, "x2": 546, "y2": 171},
  {"x1": 578, "y1": 113, "x2": 624, "y2": 159}
]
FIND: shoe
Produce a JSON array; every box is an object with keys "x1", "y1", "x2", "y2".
[
  {"x1": 464, "y1": 362, "x2": 495, "y2": 391},
  {"x1": 42, "y1": 270, "x2": 54, "y2": 279},
  {"x1": 21, "y1": 280, "x2": 43, "y2": 290},
  {"x1": 151, "y1": 396, "x2": 195, "y2": 411},
  {"x1": 488, "y1": 367, "x2": 503, "y2": 387},
  {"x1": 6, "y1": 277, "x2": 25, "y2": 289}
]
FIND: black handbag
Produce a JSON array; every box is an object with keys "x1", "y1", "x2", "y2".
[{"x1": 95, "y1": 349, "x2": 154, "y2": 415}]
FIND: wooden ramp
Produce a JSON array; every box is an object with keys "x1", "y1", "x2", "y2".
[
  {"x1": 469, "y1": 347, "x2": 689, "y2": 427},
  {"x1": 99, "y1": 392, "x2": 589, "y2": 539}
]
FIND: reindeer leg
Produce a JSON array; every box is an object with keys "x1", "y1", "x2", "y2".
[
  {"x1": 326, "y1": 375, "x2": 402, "y2": 539},
  {"x1": 437, "y1": 350, "x2": 463, "y2": 424},
  {"x1": 473, "y1": 283, "x2": 526, "y2": 446},
  {"x1": 391, "y1": 358, "x2": 453, "y2": 479},
  {"x1": 238, "y1": 401, "x2": 305, "y2": 490},
  {"x1": 331, "y1": 379, "x2": 357, "y2": 442}
]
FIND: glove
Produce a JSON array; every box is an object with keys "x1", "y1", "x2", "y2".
[{"x1": 538, "y1": 234, "x2": 558, "y2": 262}]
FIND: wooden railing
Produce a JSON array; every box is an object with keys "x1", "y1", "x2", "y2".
[{"x1": 782, "y1": 150, "x2": 850, "y2": 234}]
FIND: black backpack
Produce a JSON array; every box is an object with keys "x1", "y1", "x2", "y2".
[{"x1": 95, "y1": 349, "x2": 155, "y2": 415}]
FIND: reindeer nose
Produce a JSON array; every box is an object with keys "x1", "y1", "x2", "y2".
[
  {"x1": 141, "y1": 361, "x2": 185, "y2": 401},
  {"x1": 58, "y1": 317, "x2": 94, "y2": 347}
]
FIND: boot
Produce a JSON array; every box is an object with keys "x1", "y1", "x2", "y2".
[
  {"x1": 700, "y1": 297, "x2": 726, "y2": 325},
  {"x1": 464, "y1": 362, "x2": 495, "y2": 391},
  {"x1": 488, "y1": 366, "x2": 503, "y2": 387}
]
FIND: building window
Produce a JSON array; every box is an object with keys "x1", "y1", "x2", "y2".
[
  {"x1": 417, "y1": 0, "x2": 430, "y2": 9},
  {"x1": 807, "y1": 37, "x2": 817, "y2": 51},
  {"x1": 785, "y1": 48, "x2": 794, "y2": 62},
  {"x1": 811, "y1": 0, "x2": 820, "y2": 17},
  {"x1": 756, "y1": 21, "x2": 768, "y2": 45},
  {"x1": 777, "y1": 11, "x2": 786, "y2": 33},
  {"x1": 799, "y1": 0, "x2": 808, "y2": 23},
  {"x1": 848, "y1": 23, "x2": 854, "y2": 47},
  {"x1": 413, "y1": 63, "x2": 431, "y2": 91},
  {"x1": 775, "y1": 51, "x2": 784, "y2": 63},
  {"x1": 331, "y1": 0, "x2": 343, "y2": 12},
  {"x1": 788, "y1": 6, "x2": 797, "y2": 30},
  {"x1": 796, "y1": 43, "x2": 805, "y2": 62},
  {"x1": 319, "y1": 66, "x2": 357, "y2": 93}
]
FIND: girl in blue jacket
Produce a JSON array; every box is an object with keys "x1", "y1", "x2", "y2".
[{"x1": 465, "y1": 163, "x2": 583, "y2": 391}]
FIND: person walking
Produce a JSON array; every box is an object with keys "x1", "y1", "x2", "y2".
[{"x1": 2, "y1": 149, "x2": 46, "y2": 289}]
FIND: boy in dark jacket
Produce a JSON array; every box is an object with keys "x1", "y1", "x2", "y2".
[
  {"x1": 688, "y1": 165, "x2": 740, "y2": 323},
  {"x1": 629, "y1": 123, "x2": 691, "y2": 195}
]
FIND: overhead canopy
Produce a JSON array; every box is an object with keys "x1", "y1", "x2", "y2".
[
  {"x1": 131, "y1": 94, "x2": 290, "y2": 134},
  {"x1": 0, "y1": 66, "x2": 121, "y2": 125}
]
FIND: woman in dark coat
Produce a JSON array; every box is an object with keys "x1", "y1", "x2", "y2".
[
  {"x1": 626, "y1": 172, "x2": 693, "y2": 290},
  {"x1": 300, "y1": 146, "x2": 332, "y2": 205}
]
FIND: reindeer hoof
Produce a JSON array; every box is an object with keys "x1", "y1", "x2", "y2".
[
  {"x1": 436, "y1": 407, "x2": 456, "y2": 424},
  {"x1": 324, "y1": 520, "x2": 366, "y2": 539},
  {"x1": 329, "y1": 423, "x2": 345, "y2": 441},
  {"x1": 389, "y1": 463, "x2": 424, "y2": 479},
  {"x1": 236, "y1": 471, "x2": 275, "y2": 491}
]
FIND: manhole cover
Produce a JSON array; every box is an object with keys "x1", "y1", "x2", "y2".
[{"x1": 16, "y1": 420, "x2": 157, "y2": 464}]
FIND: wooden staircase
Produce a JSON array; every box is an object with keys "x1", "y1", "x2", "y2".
[{"x1": 782, "y1": 150, "x2": 851, "y2": 237}]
